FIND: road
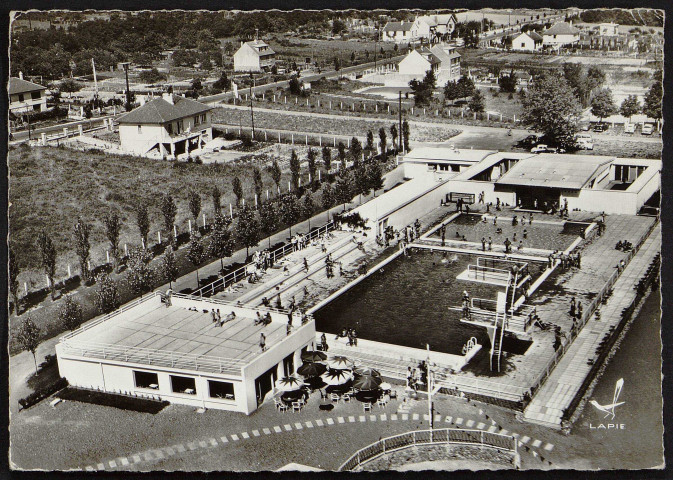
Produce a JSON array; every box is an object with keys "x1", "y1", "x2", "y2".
[
  {"x1": 199, "y1": 55, "x2": 406, "y2": 104},
  {"x1": 10, "y1": 115, "x2": 117, "y2": 142}
]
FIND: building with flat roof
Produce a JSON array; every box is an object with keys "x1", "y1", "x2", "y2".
[
  {"x1": 117, "y1": 93, "x2": 212, "y2": 158},
  {"x1": 56, "y1": 292, "x2": 317, "y2": 414}
]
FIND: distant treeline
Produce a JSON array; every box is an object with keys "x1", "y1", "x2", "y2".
[{"x1": 579, "y1": 9, "x2": 663, "y2": 27}]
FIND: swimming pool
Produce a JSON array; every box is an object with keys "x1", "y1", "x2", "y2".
[
  {"x1": 432, "y1": 213, "x2": 587, "y2": 252},
  {"x1": 314, "y1": 250, "x2": 539, "y2": 356}
]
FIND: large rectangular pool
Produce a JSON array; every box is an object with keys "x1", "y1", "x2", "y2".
[{"x1": 314, "y1": 250, "x2": 541, "y2": 356}]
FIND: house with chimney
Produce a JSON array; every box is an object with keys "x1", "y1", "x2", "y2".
[
  {"x1": 233, "y1": 39, "x2": 276, "y2": 72},
  {"x1": 9, "y1": 75, "x2": 48, "y2": 115},
  {"x1": 381, "y1": 20, "x2": 414, "y2": 43},
  {"x1": 542, "y1": 21, "x2": 580, "y2": 49},
  {"x1": 413, "y1": 14, "x2": 458, "y2": 43},
  {"x1": 398, "y1": 44, "x2": 461, "y2": 81},
  {"x1": 117, "y1": 93, "x2": 212, "y2": 159}
]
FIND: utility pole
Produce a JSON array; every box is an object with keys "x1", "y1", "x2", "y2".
[
  {"x1": 398, "y1": 90, "x2": 403, "y2": 154},
  {"x1": 249, "y1": 73, "x2": 256, "y2": 139},
  {"x1": 427, "y1": 344, "x2": 434, "y2": 438},
  {"x1": 91, "y1": 58, "x2": 99, "y2": 103},
  {"x1": 121, "y1": 62, "x2": 132, "y2": 111}
]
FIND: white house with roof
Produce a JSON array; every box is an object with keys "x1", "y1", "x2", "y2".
[
  {"x1": 56, "y1": 292, "x2": 317, "y2": 414},
  {"x1": 511, "y1": 31, "x2": 543, "y2": 52},
  {"x1": 381, "y1": 20, "x2": 414, "y2": 42},
  {"x1": 599, "y1": 22, "x2": 619, "y2": 37},
  {"x1": 233, "y1": 39, "x2": 276, "y2": 72},
  {"x1": 542, "y1": 21, "x2": 580, "y2": 49},
  {"x1": 398, "y1": 44, "x2": 460, "y2": 81},
  {"x1": 9, "y1": 76, "x2": 48, "y2": 115},
  {"x1": 117, "y1": 93, "x2": 212, "y2": 158},
  {"x1": 414, "y1": 14, "x2": 458, "y2": 42}
]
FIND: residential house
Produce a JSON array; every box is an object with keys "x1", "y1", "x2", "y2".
[
  {"x1": 117, "y1": 93, "x2": 212, "y2": 158},
  {"x1": 9, "y1": 76, "x2": 48, "y2": 115},
  {"x1": 511, "y1": 31, "x2": 543, "y2": 52},
  {"x1": 398, "y1": 44, "x2": 460, "y2": 80},
  {"x1": 599, "y1": 22, "x2": 619, "y2": 37},
  {"x1": 542, "y1": 21, "x2": 580, "y2": 49},
  {"x1": 413, "y1": 14, "x2": 458, "y2": 43},
  {"x1": 381, "y1": 20, "x2": 414, "y2": 43},
  {"x1": 233, "y1": 39, "x2": 276, "y2": 72}
]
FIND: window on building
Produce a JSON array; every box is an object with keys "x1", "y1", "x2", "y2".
[
  {"x1": 170, "y1": 375, "x2": 196, "y2": 394},
  {"x1": 451, "y1": 165, "x2": 460, "y2": 172},
  {"x1": 166, "y1": 123, "x2": 172, "y2": 135},
  {"x1": 177, "y1": 120, "x2": 183, "y2": 134},
  {"x1": 208, "y1": 380, "x2": 235, "y2": 400},
  {"x1": 137, "y1": 125, "x2": 142, "y2": 134},
  {"x1": 283, "y1": 354, "x2": 295, "y2": 377},
  {"x1": 33, "y1": 104, "x2": 40, "y2": 111},
  {"x1": 31, "y1": 91, "x2": 41, "y2": 100},
  {"x1": 18, "y1": 94, "x2": 24, "y2": 102},
  {"x1": 134, "y1": 370, "x2": 159, "y2": 389},
  {"x1": 194, "y1": 115, "x2": 200, "y2": 126}
]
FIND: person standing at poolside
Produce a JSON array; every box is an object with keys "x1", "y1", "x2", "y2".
[
  {"x1": 441, "y1": 225, "x2": 446, "y2": 247},
  {"x1": 260, "y1": 333, "x2": 266, "y2": 352},
  {"x1": 493, "y1": 215, "x2": 497, "y2": 225},
  {"x1": 303, "y1": 257, "x2": 309, "y2": 273},
  {"x1": 481, "y1": 237, "x2": 486, "y2": 251},
  {"x1": 488, "y1": 237, "x2": 492, "y2": 251}
]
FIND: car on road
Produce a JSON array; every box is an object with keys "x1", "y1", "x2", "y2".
[
  {"x1": 641, "y1": 123, "x2": 654, "y2": 135},
  {"x1": 593, "y1": 123, "x2": 608, "y2": 133},
  {"x1": 531, "y1": 144, "x2": 554, "y2": 153},
  {"x1": 575, "y1": 133, "x2": 594, "y2": 150},
  {"x1": 623, "y1": 123, "x2": 635, "y2": 134}
]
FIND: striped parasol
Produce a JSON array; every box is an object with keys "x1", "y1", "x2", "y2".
[
  {"x1": 321, "y1": 369, "x2": 353, "y2": 386},
  {"x1": 274, "y1": 375, "x2": 305, "y2": 392},
  {"x1": 301, "y1": 350, "x2": 328, "y2": 363},
  {"x1": 352, "y1": 374, "x2": 382, "y2": 391},
  {"x1": 353, "y1": 366, "x2": 381, "y2": 378},
  {"x1": 327, "y1": 355, "x2": 354, "y2": 370},
  {"x1": 297, "y1": 361, "x2": 327, "y2": 378}
]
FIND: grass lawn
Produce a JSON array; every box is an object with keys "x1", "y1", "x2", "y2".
[{"x1": 479, "y1": 87, "x2": 524, "y2": 119}]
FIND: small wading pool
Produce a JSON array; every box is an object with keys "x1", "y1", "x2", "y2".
[
  {"x1": 314, "y1": 251, "x2": 542, "y2": 356},
  {"x1": 433, "y1": 213, "x2": 589, "y2": 252}
]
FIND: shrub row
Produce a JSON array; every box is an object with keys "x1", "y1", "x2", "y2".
[{"x1": 18, "y1": 377, "x2": 68, "y2": 411}]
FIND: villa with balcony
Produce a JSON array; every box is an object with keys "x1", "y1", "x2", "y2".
[
  {"x1": 56, "y1": 292, "x2": 317, "y2": 414},
  {"x1": 9, "y1": 76, "x2": 48, "y2": 115},
  {"x1": 117, "y1": 93, "x2": 212, "y2": 158}
]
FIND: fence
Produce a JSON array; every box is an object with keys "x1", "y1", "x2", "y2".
[
  {"x1": 192, "y1": 221, "x2": 335, "y2": 298},
  {"x1": 466, "y1": 264, "x2": 511, "y2": 284},
  {"x1": 338, "y1": 428, "x2": 517, "y2": 471},
  {"x1": 216, "y1": 124, "x2": 365, "y2": 149}
]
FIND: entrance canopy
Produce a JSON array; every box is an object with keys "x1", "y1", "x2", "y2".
[{"x1": 495, "y1": 154, "x2": 613, "y2": 190}]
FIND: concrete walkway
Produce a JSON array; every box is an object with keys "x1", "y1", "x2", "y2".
[{"x1": 523, "y1": 223, "x2": 660, "y2": 427}]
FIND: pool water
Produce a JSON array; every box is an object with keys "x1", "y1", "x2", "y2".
[
  {"x1": 314, "y1": 251, "x2": 536, "y2": 356},
  {"x1": 433, "y1": 213, "x2": 586, "y2": 252}
]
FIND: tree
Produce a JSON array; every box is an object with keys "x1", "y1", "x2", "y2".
[
  {"x1": 444, "y1": 80, "x2": 460, "y2": 105},
  {"x1": 213, "y1": 71, "x2": 231, "y2": 92},
  {"x1": 267, "y1": 159, "x2": 282, "y2": 195},
  {"x1": 289, "y1": 150, "x2": 301, "y2": 191},
  {"x1": 365, "y1": 130, "x2": 375, "y2": 154},
  {"x1": 252, "y1": 167, "x2": 264, "y2": 205},
  {"x1": 9, "y1": 247, "x2": 20, "y2": 314},
  {"x1": 332, "y1": 19, "x2": 347, "y2": 36},
  {"x1": 94, "y1": 273, "x2": 120, "y2": 314},
  {"x1": 212, "y1": 185, "x2": 222, "y2": 215},
  {"x1": 16, "y1": 317, "x2": 41, "y2": 375},
  {"x1": 619, "y1": 95, "x2": 641, "y2": 121},
  {"x1": 288, "y1": 75, "x2": 303, "y2": 96},
  {"x1": 186, "y1": 235, "x2": 205, "y2": 287},
  {"x1": 302, "y1": 192, "x2": 316, "y2": 222},
  {"x1": 279, "y1": 193, "x2": 301, "y2": 237},
  {"x1": 591, "y1": 89, "x2": 616, "y2": 123},
  {"x1": 366, "y1": 161, "x2": 384, "y2": 196},
  {"x1": 333, "y1": 56, "x2": 341, "y2": 72},
  {"x1": 73, "y1": 218, "x2": 92, "y2": 283},
  {"x1": 160, "y1": 194, "x2": 178, "y2": 244},
  {"x1": 59, "y1": 78, "x2": 83, "y2": 95},
  {"x1": 586, "y1": 66, "x2": 606, "y2": 92},
  {"x1": 322, "y1": 146, "x2": 332, "y2": 171},
  {"x1": 236, "y1": 204, "x2": 260, "y2": 258},
  {"x1": 354, "y1": 165, "x2": 370, "y2": 202},
  {"x1": 187, "y1": 189, "x2": 202, "y2": 228},
  {"x1": 409, "y1": 68, "x2": 436, "y2": 106},
  {"x1": 209, "y1": 213, "x2": 235, "y2": 269},
  {"x1": 522, "y1": 72, "x2": 581, "y2": 149},
  {"x1": 139, "y1": 68, "x2": 167, "y2": 84},
  {"x1": 59, "y1": 295, "x2": 83, "y2": 331},
  {"x1": 402, "y1": 120, "x2": 410, "y2": 152},
  {"x1": 232, "y1": 176, "x2": 244, "y2": 206},
  {"x1": 136, "y1": 204, "x2": 150, "y2": 248},
  {"x1": 306, "y1": 148, "x2": 317, "y2": 184},
  {"x1": 643, "y1": 70, "x2": 662, "y2": 120},
  {"x1": 390, "y1": 124, "x2": 398, "y2": 151},
  {"x1": 468, "y1": 89, "x2": 485, "y2": 113},
  {"x1": 456, "y1": 75, "x2": 475, "y2": 100},
  {"x1": 349, "y1": 137, "x2": 362, "y2": 165},
  {"x1": 378, "y1": 127, "x2": 387, "y2": 159},
  {"x1": 259, "y1": 201, "x2": 279, "y2": 248},
  {"x1": 162, "y1": 246, "x2": 179, "y2": 289},
  {"x1": 337, "y1": 142, "x2": 347, "y2": 169},
  {"x1": 103, "y1": 212, "x2": 122, "y2": 269},
  {"x1": 335, "y1": 171, "x2": 353, "y2": 211},
  {"x1": 127, "y1": 246, "x2": 155, "y2": 297},
  {"x1": 499, "y1": 71, "x2": 517, "y2": 93}
]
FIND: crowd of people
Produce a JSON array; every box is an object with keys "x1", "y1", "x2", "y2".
[
  {"x1": 209, "y1": 309, "x2": 237, "y2": 327},
  {"x1": 335, "y1": 327, "x2": 358, "y2": 346},
  {"x1": 406, "y1": 361, "x2": 428, "y2": 391}
]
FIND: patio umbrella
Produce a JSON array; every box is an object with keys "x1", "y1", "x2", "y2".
[
  {"x1": 379, "y1": 382, "x2": 392, "y2": 391},
  {"x1": 275, "y1": 375, "x2": 305, "y2": 392},
  {"x1": 352, "y1": 374, "x2": 382, "y2": 391},
  {"x1": 301, "y1": 350, "x2": 327, "y2": 363},
  {"x1": 353, "y1": 366, "x2": 381, "y2": 378},
  {"x1": 321, "y1": 369, "x2": 352, "y2": 386},
  {"x1": 327, "y1": 355, "x2": 354, "y2": 370},
  {"x1": 297, "y1": 361, "x2": 327, "y2": 378}
]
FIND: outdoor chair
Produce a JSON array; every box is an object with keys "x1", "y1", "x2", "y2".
[
  {"x1": 389, "y1": 390, "x2": 397, "y2": 399},
  {"x1": 275, "y1": 398, "x2": 288, "y2": 412},
  {"x1": 377, "y1": 397, "x2": 388, "y2": 408},
  {"x1": 342, "y1": 393, "x2": 351, "y2": 403},
  {"x1": 363, "y1": 402, "x2": 372, "y2": 412},
  {"x1": 292, "y1": 401, "x2": 303, "y2": 412},
  {"x1": 330, "y1": 393, "x2": 340, "y2": 403}
]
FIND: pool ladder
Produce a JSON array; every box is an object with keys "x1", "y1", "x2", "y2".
[{"x1": 490, "y1": 271, "x2": 517, "y2": 373}]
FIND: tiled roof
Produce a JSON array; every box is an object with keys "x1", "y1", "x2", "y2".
[
  {"x1": 544, "y1": 22, "x2": 580, "y2": 36},
  {"x1": 528, "y1": 31, "x2": 544, "y2": 41},
  {"x1": 9, "y1": 77, "x2": 46, "y2": 95},
  {"x1": 117, "y1": 95, "x2": 211, "y2": 125},
  {"x1": 428, "y1": 45, "x2": 460, "y2": 64},
  {"x1": 383, "y1": 21, "x2": 413, "y2": 32},
  {"x1": 245, "y1": 39, "x2": 275, "y2": 56}
]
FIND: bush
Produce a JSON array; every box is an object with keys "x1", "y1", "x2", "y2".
[{"x1": 18, "y1": 377, "x2": 68, "y2": 411}]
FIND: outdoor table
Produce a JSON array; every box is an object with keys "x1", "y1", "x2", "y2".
[
  {"x1": 280, "y1": 390, "x2": 304, "y2": 403},
  {"x1": 355, "y1": 390, "x2": 380, "y2": 402}
]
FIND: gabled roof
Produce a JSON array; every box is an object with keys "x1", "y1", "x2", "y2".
[
  {"x1": 237, "y1": 40, "x2": 275, "y2": 57},
  {"x1": 418, "y1": 14, "x2": 456, "y2": 28},
  {"x1": 544, "y1": 22, "x2": 580, "y2": 36},
  {"x1": 528, "y1": 31, "x2": 544, "y2": 41},
  {"x1": 382, "y1": 21, "x2": 413, "y2": 32},
  {"x1": 9, "y1": 77, "x2": 47, "y2": 95},
  {"x1": 496, "y1": 154, "x2": 613, "y2": 190},
  {"x1": 428, "y1": 45, "x2": 460, "y2": 64},
  {"x1": 117, "y1": 95, "x2": 211, "y2": 125}
]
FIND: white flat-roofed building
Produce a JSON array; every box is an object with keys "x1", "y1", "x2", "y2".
[
  {"x1": 117, "y1": 92, "x2": 212, "y2": 158},
  {"x1": 56, "y1": 292, "x2": 317, "y2": 414},
  {"x1": 9, "y1": 76, "x2": 48, "y2": 115}
]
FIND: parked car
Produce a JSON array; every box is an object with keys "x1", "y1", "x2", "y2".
[
  {"x1": 641, "y1": 123, "x2": 654, "y2": 135},
  {"x1": 623, "y1": 123, "x2": 635, "y2": 134},
  {"x1": 575, "y1": 133, "x2": 594, "y2": 150},
  {"x1": 531, "y1": 144, "x2": 553, "y2": 153},
  {"x1": 593, "y1": 123, "x2": 608, "y2": 133}
]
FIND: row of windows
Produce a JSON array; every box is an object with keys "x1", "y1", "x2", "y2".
[
  {"x1": 15, "y1": 92, "x2": 42, "y2": 102},
  {"x1": 133, "y1": 370, "x2": 235, "y2": 400},
  {"x1": 427, "y1": 163, "x2": 460, "y2": 172}
]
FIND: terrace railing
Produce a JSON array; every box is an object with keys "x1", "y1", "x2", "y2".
[
  {"x1": 434, "y1": 370, "x2": 527, "y2": 403},
  {"x1": 192, "y1": 221, "x2": 335, "y2": 298},
  {"x1": 338, "y1": 428, "x2": 517, "y2": 471}
]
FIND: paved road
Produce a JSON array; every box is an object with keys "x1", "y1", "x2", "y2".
[{"x1": 10, "y1": 114, "x2": 117, "y2": 142}]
